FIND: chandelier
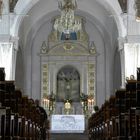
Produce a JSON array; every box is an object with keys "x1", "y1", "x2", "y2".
[{"x1": 54, "y1": 0, "x2": 82, "y2": 34}]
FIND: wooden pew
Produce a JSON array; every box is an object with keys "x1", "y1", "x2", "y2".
[
  {"x1": 0, "y1": 106, "x2": 6, "y2": 139},
  {"x1": 0, "y1": 68, "x2": 5, "y2": 81},
  {"x1": 109, "y1": 95, "x2": 117, "y2": 140},
  {"x1": 135, "y1": 68, "x2": 140, "y2": 140},
  {"x1": 0, "y1": 81, "x2": 49, "y2": 139},
  {"x1": 126, "y1": 80, "x2": 137, "y2": 140}
]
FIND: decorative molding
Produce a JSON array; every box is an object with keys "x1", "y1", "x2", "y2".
[
  {"x1": 40, "y1": 41, "x2": 49, "y2": 54},
  {"x1": 89, "y1": 41, "x2": 96, "y2": 55},
  {"x1": 88, "y1": 63, "x2": 95, "y2": 103},
  {"x1": 126, "y1": 35, "x2": 140, "y2": 43},
  {"x1": 40, "y1": 41, "x2": 91, "y2": 56},
  {"x1": 118, "y1": 36, "x2": 126, "y2": 50},
  {"x1": 10, "y1": 36, "x2": 19, "y2": 50},
  {"x1": 41, "y1": 64, "x2": 49, "y2": 98},
  {"x1": 0, "y1": 35, "x2": 11, "y2": 42}
]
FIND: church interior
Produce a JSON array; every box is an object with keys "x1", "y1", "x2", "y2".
[{"x1": 0, "y1": 0, "x2": 140, "y2": 140}]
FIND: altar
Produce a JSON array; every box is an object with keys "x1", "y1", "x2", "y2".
[
  {"x1": 40, "y1": 1, "x2": 96, "y2": 126},
  {"x1": 51, "y1": 115, "x2": 85, "y2": 133}
]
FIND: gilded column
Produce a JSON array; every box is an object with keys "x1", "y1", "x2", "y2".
[
  {"x1": 53, "y1": 64, "x2": 56, "y2": 94},
  {"x1": 81, "y1": 64, "x2": 84, "y2": 93}
]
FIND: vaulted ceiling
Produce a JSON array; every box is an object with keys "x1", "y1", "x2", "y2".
[{"x1": 11, "y1": 0, "x2": 126, "y2": 47}]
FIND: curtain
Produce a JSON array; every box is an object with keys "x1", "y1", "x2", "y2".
[
  {"x1": 125, "y1": 43, "x2": 140, "y2": 79},
  {"x1": 0, "y1": 43, "x2": 13, "y2": 80}
]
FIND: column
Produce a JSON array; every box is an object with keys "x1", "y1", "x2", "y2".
[
  {"x1": 118, "y1": 37, "x2": 126, "y2": 88},
  {"x1": 11, "y1": 36, "x2": 19, "y2": 80},
  {"x1": 0, "y1": 37, "x2": 18, "y2": 80},
  {"x1": 53, "y1": 64, "x2": 56, "y2": 94},
  {"x1": 81, "y1": 64, "x2": 84, "y2": 93},
  {"x1": 47, "y1": 57, "x2": 51, "y2": 95}
]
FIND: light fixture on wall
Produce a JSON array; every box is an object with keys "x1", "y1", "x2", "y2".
[
  {"x1": 135, "y1": 0, "x2": 140, "y2": 22},
  {"x1": 54, "y1": 0, "x2": 82, "y2": 34}
]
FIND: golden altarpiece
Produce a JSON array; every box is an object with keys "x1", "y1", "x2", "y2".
[{"x1": 40, "y1": 14, "x2": 96, "y2": 116}]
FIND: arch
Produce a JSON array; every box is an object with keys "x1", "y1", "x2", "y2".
[
  {"x1": 96, "y1": 0, "x2": 126, "y2": 37},
  {"x1": 24, "y1": 10, "x2": 111, "y2": 52},
  {"x1": 13, "y1": 0, "x2": 126, "y2": 39},
  {"x1": 11, "y1": 0, "x2": 39, "y2": 36},
  {"x1": 14, "y1": 0, "x2": 125, "y2": 107},
  {"x1": 22, "y1": 10, "x2": 108, "y2": 106},
  {"x1": 56, "y1": 65, "x2": 80, "y2": 102}
]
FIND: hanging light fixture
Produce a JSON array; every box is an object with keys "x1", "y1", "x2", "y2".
[
  {"x1": 54, "y1": 0, "x2": 82, "y2": 34},
  {"x1": 135, "y1": 0, "x2": 140, "y2": 22}
]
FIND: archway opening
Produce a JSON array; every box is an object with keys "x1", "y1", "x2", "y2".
[{"x1": 56, "y1": 66, "x2": 80, "y2": 102}]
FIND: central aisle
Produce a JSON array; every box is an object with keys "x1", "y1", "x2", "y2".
[{"x1": 50, "y1": 133, "x2": 89, "y2": 140}]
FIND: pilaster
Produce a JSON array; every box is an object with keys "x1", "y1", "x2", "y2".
[
  {"x1": 118, "y1": 37, "x2": 126, "y2": 88},
  {"x1": 11, "y1": 36, "x2": 19, "y2": 80}
]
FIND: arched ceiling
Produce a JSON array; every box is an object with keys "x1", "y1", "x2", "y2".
[{"x1": 12, "y1": 0, "x2": 126, "y2": 43}]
